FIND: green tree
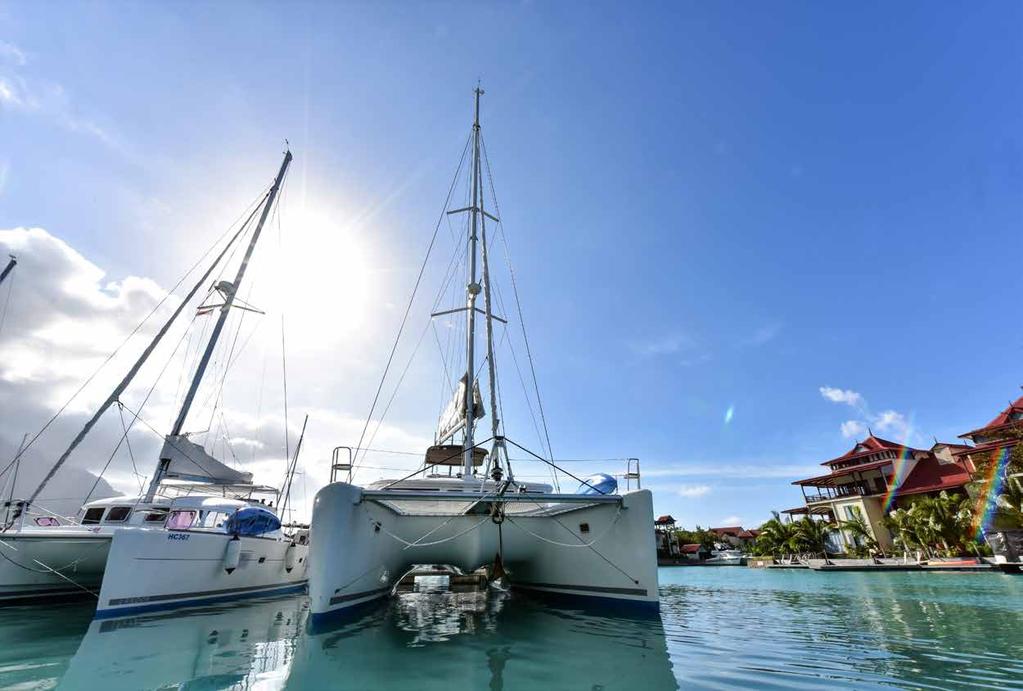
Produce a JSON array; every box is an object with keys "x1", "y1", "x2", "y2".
[{"x1": 837, "y1": 516, "x2": 883, "y2": 558}]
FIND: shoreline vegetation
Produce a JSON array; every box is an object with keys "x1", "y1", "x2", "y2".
[{"x1": 660, "y1": 425, "x2": 1023, "y2": 569}]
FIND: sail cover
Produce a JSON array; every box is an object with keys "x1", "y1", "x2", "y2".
[
  {"x1": 436, "y1": 374, "x2": 485, "y2": 443},
  {"x1": 159, "y1": 435, "x2": 253, "y2": 486}
]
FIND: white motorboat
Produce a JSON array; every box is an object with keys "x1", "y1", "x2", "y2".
[
  {"x1": 704, "y1": 548, "x2": 745, "y2": 566},
  {"x1": 0, "y1": 151, "x2": 307, "y2": 610},
  {"x1": 62, "y1": 591, "x2": 307, "y2": 691},
  {"x1": 308, "y1": 88, "x2": 658, "y2": 624}
]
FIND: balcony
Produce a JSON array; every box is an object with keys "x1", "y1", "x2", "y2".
[{"x1": 804, "y1": 482, "x2": 876, "y2": 504}]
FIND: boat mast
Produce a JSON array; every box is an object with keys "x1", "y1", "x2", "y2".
[
  {"x1": 462, "y1": 87, "x2": 484, "y2": 478},
  {"x1": 25, "y1": 210, "x2": 259, "y2": 508},
  {"x1": 476, "y1": 118, "x2": 506, "y2": 479},
  {"x1": 145, "y1": 150, "x2": 292, "y2": 502},
  {"x1": 0, "y1": 255, "x2": 16, "y2": 287}
]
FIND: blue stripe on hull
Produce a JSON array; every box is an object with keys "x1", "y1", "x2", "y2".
[
  {"x1": 94, "y1": 581, "x2": 307, "y2": 619},
  {"x1": 308, "y1": 590, "x2": 390, "y2": 631},
  {"x1": 511, "y1": 584, "x2": 660, "y2": 617}
]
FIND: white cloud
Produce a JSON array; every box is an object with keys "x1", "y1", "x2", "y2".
[
  {"x1": 0, "y1": 48, "x2": 116, "y2": 146},
  {"x1": 0, "y1": 226, "x2": 432, "y2": 522},
  {"x1": 874, "y1": 409, "x2": 912, "y2": 440},
  {"x1": 718, "y1": 515, "x2": 742, "y2": 526},
  {"x1": 819, "y1": 386, "x2": 864, "y2": 407},
  {"x1": 840, "y1": 420, "x2": 867, "y2": 438},
  {"x1": 0, "y1": 41, "x2": 27, "y2": 67},
  {"x1": 820, "y1": 385, "x2": 916, "y2": 444},
  {"x1": 676, "y1": 484, "x2": 711, "y2": 498}
]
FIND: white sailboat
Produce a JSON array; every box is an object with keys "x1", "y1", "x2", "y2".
[
  {"x1": 94, "y1": 151, "x2": 310, "y2": 617},
  {"x1": 308, "y1": 89, "x2": 658, "y2": 624},
  {"x1": 0, "y1": 151, "x2": 307, "y2": 609}
]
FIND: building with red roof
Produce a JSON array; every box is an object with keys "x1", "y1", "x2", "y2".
[
  {"x1": 954, "y1": 394, "x2": 1023, "y2": 469},
  {"x1": 709, "y1": 525, "x2": 758, "y2": 547},
  {"x1": 785, "y1": 433, "x2": 974, "y2": 551}
]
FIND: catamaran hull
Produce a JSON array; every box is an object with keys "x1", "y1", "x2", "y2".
[
  {"x1": 308, "y1": 483, "x2": 659, "y2": 623},
  {"x1": 0, "y1": 531, "x2": 111, "y2": 603},
  {"x1": 95, "y1": 529, "x2": 309, "y2": 618}
]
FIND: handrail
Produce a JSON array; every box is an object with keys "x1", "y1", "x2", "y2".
[{"x1": 360, "y1": 489, "x2": 622, "y2": 504}]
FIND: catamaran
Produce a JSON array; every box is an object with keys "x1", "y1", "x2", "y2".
[
  {"x1": 307, "y1": 89, "x2": 658, "y2": 624},
  {"x1": 0, "y1": 151, "x2": 308, "y2": 609}
]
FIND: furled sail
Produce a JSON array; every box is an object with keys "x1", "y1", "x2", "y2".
[
  {"x1": 436, "y1": 374, "x2": 485, "y2": 443},
  {"x1": 158, "y1": 435, "x2": 253, "y2": 486}
]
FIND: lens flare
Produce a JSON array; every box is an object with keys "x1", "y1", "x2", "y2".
[
  {"x1": 881, "y1": 445, "x2": 915, "y2": 513},
  {"x1": 971, "y1": 446, "x2": 1010, "y2": 540}
]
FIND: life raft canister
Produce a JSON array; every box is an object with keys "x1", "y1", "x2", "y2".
[
  {"x1": 224, "y1": 535, "x2": 241, "y2": 574},
  {"x1": 284, "y1": 543, "x2": 297, "y2": 573}
]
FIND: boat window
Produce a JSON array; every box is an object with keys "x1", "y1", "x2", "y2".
[
  {"x1": 104, "y1": 506, "x2": 132, "y2": 523},
  {"x1": 81, "y1": 507, "x2": 105, "y2": 525},
  {"x1": 166, "y1": 510, "x2": 197, "y2": 530},
  {"x1": 199, "y1": 511, "x2": 230, "y2": 529},
  {"x1": 144, "y1": 510, "x2": 168, "y2": 523}
]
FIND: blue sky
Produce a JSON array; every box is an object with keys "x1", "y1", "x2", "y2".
[{"x1": 1, "y1": 2, "x2": 1022, "y2": 527}]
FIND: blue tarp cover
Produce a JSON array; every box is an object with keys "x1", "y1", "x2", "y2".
[
  {"x1": 224, "y1": 506, "x2": 281, "y2": 536},
  {"x1": 576, "y1": 473, "x2": 618, "y2": 495}
]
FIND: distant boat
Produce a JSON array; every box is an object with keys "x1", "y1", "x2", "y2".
[
  {"x1": 704, "y1": 549, "x2": 745, "y2": 566},
  {"x1": 307, "y1": 88, "x2": 658, "y2": 623}
]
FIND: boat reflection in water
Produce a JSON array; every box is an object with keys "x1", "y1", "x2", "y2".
[
  {"x1": 291, "y1": 589, "x2": 678, "y2": 691},
  {"x1": 58, "y1": 589, "x2": 677, "y2": 690},
  {"x1": 60, "y1": 595, "x2": 307, "y2": 690}
]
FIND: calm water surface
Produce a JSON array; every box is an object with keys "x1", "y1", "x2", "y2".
[{"x1": 1, "y1": 567, "x2": 1020, "y2": 690}]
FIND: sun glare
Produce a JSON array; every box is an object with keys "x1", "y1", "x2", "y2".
[{"x1": 273, "y1": 206, "x2": 374, "y2": 346}]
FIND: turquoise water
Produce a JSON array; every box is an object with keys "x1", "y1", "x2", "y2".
[{"x1": 1, "y1": 568, "x2": 1021, "y2": 690}]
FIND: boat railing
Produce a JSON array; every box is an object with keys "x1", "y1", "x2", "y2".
[{"x1": 359, "y1": 489, "x2": 622, "y2": 505}]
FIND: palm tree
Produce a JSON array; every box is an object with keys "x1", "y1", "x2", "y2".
[
  {"x1": 753, "y1": 512, "x2": 799, "y2": 558},
  {"x1": 883, "y1": 508, "x2": 920, "y2": 558},
  {"x1": 794, "y1": 516, "x2": 834, "y2": 560},
  {"x1": 995, "y1": 476, "x2": 1023, "y2": 528}
]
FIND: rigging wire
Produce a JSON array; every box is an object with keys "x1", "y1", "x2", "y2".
[
  {"x1": 81, "y1": 312, "x2": 195, "y2": 503},
  {"x1": 0, "y1": 188, "x2": 269, "y2": 483},
  {"x1": 481, "y1": 136, "x2": 557, "y2": 472},
  {"x1": 351, "y1": 133, "x2": 472, "y2": 476}
]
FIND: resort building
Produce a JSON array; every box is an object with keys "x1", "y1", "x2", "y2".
[
  {"x1": 786, "y1": 434, "x2": 974, "y2": 551},
  {"x1": 655, "y1": 515, "x2": 680, "y2": 558},
  {"x1": 954, "y1": 394, "x2": 1023, "y2": 468},
  {"x1": 709, "y1": 526, "x2": 758, "y2": 548}
]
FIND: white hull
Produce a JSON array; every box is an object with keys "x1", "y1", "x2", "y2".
[
  {"x1": 95, "y1": 528, "x2": 309, "y2": 618},
  {"x1": 0, "y1": 528, "x2": 112, "y2": 602},
  {"x1": 63, "y1": 593, "x2": 307, "y2": 690},
  {"x1": 308, "y1": 482, "x2": 658, "y2": 623}
]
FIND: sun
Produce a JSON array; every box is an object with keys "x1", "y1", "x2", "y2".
[{"x1": 262, "y1": 205, "x2": 374, "y2": 347}]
